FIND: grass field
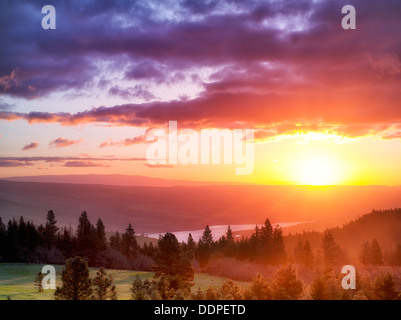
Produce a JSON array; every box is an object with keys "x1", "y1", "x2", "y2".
[{"x1": 0, "y1": 263, "x2": 249, "y2": 300}]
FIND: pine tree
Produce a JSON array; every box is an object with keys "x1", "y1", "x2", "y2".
[
  {"x1": 55, "y1": 256, "x2": 92, "y2": 300},
  {"x1": 321, "y1": 231, "x2": 339, "y2": 266},
  {"x1": 121, "y1": 223, "x2": 139, "y2": 259},
  {"x1": 374, "y1": 272, "x2": 400, "y2": 300},
  {"x1": 302, "y1": 240, "x2": 314, "y2": 268},
  {"x1": 17, "y1": 217, "x2": 28, "y2": 249},
  {"x1": 245, "y1": 273, "x2": 272, "y2": 300},
  {"x1": 43, "y1": 210, "x2": 58, "y2": 249},
  {"x1": 310, "y1": 275, "x2": 327, "y2": 300},
  {"x1": 271, "y1": 265, "x2": 303, "y2": 300},
  {"x1": 371, "y1": 239, "x2": 384, "y2": 265},
  {"x1": 0, "y1": 217, "x2": 6, "y2": 257},
  {"x1": 109, "y1": 231, "x2": 121, "y2": 251},
  {"x1": 77, "y1": 211, "x2": 94, "y2": 254},
  {"x1": 34, "y1": 271, "x2": 44, "y2": 293},
  {"x1": 186, "y1": 233, "x2": 196, "y2": 259},
  {"x1": 92, "y1": 267, "x2": 117, "y2": 300},
  {"x1": 226, "y1": 226, "x2": 234, "y2": 243},
  {"x1": 154, "y1": 232, "x2": 194, "y2": 282},
  {"x1": 200, "y1": 225, "x2": 213, "y2": 246},
  {"x1": 219, "y1": 279, "x2": 244, "y2": 300},
  {"x1": 260, "y1": 219, "x2": 273, "y2": 258},
  {"x1": 272, "y1": 227, "x2": 286, "y2": 264},
  {"x1": 196, "y1": 225, "x2": 214, "y2": 267},
  {"x1": 95, "y1": 219, "x2": 107, "y2": 252},
  {"x1": 6, "y1": 219, "x2": 19, "y2": 260},
  {"x1": 358, "y1": 240, "x2": 372, "y2": 265},
  {"x1": 191, "y1": 287, "x2": 205, "y2": 300},
  {"x1": 131, "y1": 275, "x2": 154, "y2": 300}
]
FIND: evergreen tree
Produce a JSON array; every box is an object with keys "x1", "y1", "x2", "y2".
[
  {"x1": 77, "y1": 211, "x2": 94, "y2": 254},
  {"x1": 26, "y1": 220, "x2": 39, "y2": 251},
  {"x1": 196, "y1": 225, "x2": 213, "y2": 267},
  {"x1": 131, "y1": 275, "x2": 154, "y2": 300},
  {"x1": 358, "y1": 240, "x2": 372, "y2": 265},
  {"x1": 271, "y1": 265, "x2": 303, "y2": 300},
  {"x1": 185, "y1": 233, "x2": 196, "y2": 259},
  {"x1": 95, "y1": 219, "x2": 107, "y2": 252},
  {"x1": 43, "y1": 210, "x2": 58, "y2": 249},
  {"x1": 374, "y1": 272, "x2": 400, "y2": 300},
  {"x1": 191, "y1": 287, "x2": 205, "y2": 300},
  {"x1": 259, "y1": 219, "x2": 273, "y2": 261},
  {"x1": 301, "y1": 240, "x2": 314, "y2": 268},
  {"x1": 154, "y1": 233, "x2": 194, "y2": 283},
  {"x1": 0, "y1": 217, "x2": 6, "y2": 257},
  {"x1": 310, "y1": 269, "x2": 343, "y2": 300},
  {"x1": 310, "y1": 275, "x2": 327, "y2": 300},
  {"x1": 121, "y1": 223, "x2": 139, "y2": 259},
  {"x1": 6, "y1": 219, "x2": 19, "y2": 260},
  {"x1": 321, "y1": 231, "x2": 339, "y2": 266},
  {"x1": 34, "y1": 271, "x2": 44, "y2": 293},
  {"x1": 226, "y1": 226, "x2": 234, "y2": 243},
  {"x1": 55, "y1": 256, "x2": 92, "y2": 300},
  {"x1": 17, "y1": 216, "x2": 28, "y2": 249},
  {"x1": 371, "y1": 239, "x2": 384, "y2": 265},
  {"x1": 109, "y1": 232, "x2": 121, "y2": 251},
  {"x1": 57, "y1": 227, "x2": 73, "y2": 257},
  {"x1": 92, "y1": 267, "x2": 117, "y2": 300},
  {"x1": 272, "y1": 227, "x2": 286, "y2": 264},
  {"x1": 219, "y1": 279, "x2": 244, "y2": 300},
  {"x1": 245, "y1": 273, "x2": 272, "y2": 300}
]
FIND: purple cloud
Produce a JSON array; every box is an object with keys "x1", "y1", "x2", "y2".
[
  {"x1": 22, "y1": 142, "x2": 39, "y2": 151},
  {"x1": 49, "y1": 138, "x2": 82, "y2": 148}
]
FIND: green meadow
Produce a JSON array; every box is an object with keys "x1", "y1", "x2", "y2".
[{"x1": 0, "y1": 263, "x2": 248, "y2": 300}]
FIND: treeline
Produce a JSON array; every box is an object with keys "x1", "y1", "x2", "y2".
[
  {"x1": 0, "y1": 211, "x2": 152, "y2": 270},
  {"x1": 0, "y1": 212, "x2": 287, "y2": 268},
  {"x1": 193, "y1": 219, "x2": 286, "y2": 267},
  {"x1": 1, "y1": 208, "x2": 401, "y2": 271}
]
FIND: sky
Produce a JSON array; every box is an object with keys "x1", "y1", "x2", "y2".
[{"x1": 1, "y1": 0, "x2": 401, "y2": 185}]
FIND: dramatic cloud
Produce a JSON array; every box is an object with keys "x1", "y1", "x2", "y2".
[
  {"x1": 49, "y1": 138, "x2": 82, "y2": 148},
  {"x1": 22, "y1": 142, "x2": 39, "y2": 151},
  {"x1": 0, "y1": 0, "x2": 401, "y2": 139}
]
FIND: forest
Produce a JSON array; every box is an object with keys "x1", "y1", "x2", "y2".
[{"x1": 1, "y1": 208, "x2": 401, "y2": 300}]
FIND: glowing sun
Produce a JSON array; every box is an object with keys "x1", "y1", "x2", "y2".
[{"x1": 294, "y1": 154, "x2": 342, "y2": 185}]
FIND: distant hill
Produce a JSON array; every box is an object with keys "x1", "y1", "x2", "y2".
[
  {"x1": 1, "y1": 180, "x2": 401, "y2": 234},
  {"x1": 285, "y1": 208, "x2": 401, "y2": 260},
  {"x1": 1, "y1": 174, "x2": 251, "y2": 187}
]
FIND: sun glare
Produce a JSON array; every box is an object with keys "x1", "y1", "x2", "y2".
[{"x1": 294, "y1": 154, "x2": 342, "y2": 185}]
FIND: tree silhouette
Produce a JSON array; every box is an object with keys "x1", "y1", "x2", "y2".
[
  {"x1": 154, "y1": 232, "x2": 194, "y2": 282},
  {"x1": 121, "y1": 223, "x2": 139, "y2": 259},
  {"x1": 43, "y1": 210, "x2": 58, "y2": 249},
  {"x1": 196, "y1": 225, "x2": 214, "y2": 266},
  {"x1": 95, "y1": 219, "x2": 107, "y2": 252}
]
